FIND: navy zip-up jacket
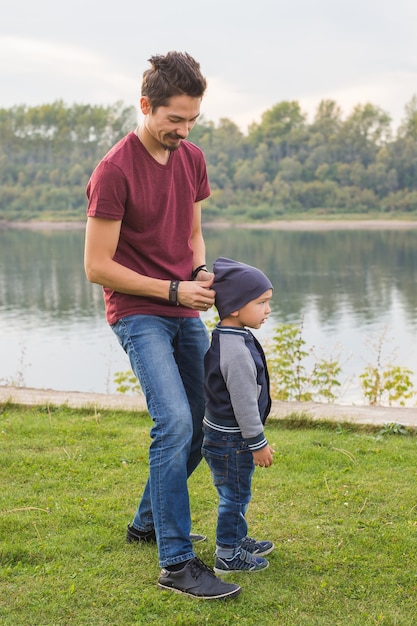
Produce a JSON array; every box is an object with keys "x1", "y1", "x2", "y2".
[{"x1": 204, "y1": 325, "x2": 272, "y2": 450}]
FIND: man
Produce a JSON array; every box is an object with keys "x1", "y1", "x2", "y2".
[{"x1": 84, "y1": 51, "x2": 240, "y2": 600}]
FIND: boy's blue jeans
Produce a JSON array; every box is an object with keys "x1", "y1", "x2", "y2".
[
  {"x1": 202, "y1": 422, "x2": 255, "y2": 557},
  {"x1": 111, "y1": 314, "x2": 209, "y2": 568}
]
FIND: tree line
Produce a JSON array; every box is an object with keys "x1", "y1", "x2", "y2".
[{"x1": 1, "y1": 97, "x2": 416, "y2": 222}]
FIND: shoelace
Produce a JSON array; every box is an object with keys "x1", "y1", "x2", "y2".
[{"x1": 189, "y1": 557, "x2": 216, "y2": 579}]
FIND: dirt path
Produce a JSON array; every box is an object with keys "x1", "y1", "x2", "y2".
[{"x1": 2, "y1": 386, "x2": 417, "y2": 428}]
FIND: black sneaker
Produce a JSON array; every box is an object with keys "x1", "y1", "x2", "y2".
[
  {"x1": 157, "y1": 557, "x2": 241, "y2": 600},
  {"x1": 126, "y1": 524, "x2": 156, "y2": 544},
  {"x1": 126, "y1": 524, "x2": 207, "y2": 544},
  {"x1": 241, "y1": 536, "x2": 275, "y2": 556},
  {"x1": 189, "y1": 533, "x2": 207, "y2": 543}
]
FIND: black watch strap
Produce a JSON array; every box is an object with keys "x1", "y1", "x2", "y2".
[{"x1": 169, "y1": 280, "x2": 180, "y2": 305}]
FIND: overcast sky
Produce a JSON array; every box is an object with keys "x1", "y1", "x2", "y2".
[{"x1": 2, "y1": 0, "x2": 416, "y2": 133}]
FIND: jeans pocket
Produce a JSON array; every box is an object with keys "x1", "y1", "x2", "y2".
[{"x1": 202, "y1": 446, "x2": 228, "y2": 486}]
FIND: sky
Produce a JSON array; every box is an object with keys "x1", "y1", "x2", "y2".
[{"x1": 1, "y1": 0, "x2": 417, "y2": 134}]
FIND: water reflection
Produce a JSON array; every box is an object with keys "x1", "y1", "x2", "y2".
[
  {"x1": 0, "y1": 229, "x2": 103, "y2": 319},
  {"x1": 1, "y1": 226, "x2": 416, "y2": 400},
  {"x1": 204, "y1": 228, "x2": 417, "y2": 328}
]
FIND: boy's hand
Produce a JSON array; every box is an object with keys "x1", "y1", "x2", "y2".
[{"x1": 253, "y1": 445, "x2": 274, "y2": 468}]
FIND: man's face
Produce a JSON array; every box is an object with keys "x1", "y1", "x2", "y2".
[{"x1": 142, "y1": 94, "x2": 202, "y2": 151}]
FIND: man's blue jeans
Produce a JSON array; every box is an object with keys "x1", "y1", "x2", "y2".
[
  {"x1": 201, "y1": 423, "x2": 255, "y2": 558},
  {"x1": 111, "y1": 314, "x2": 209, "y2": 567}
]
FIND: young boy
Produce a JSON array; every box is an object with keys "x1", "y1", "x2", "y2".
[{"x1": 203, "y1": 257, "x2": 275, "y2": 574}]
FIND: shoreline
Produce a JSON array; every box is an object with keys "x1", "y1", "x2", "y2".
[
  {"x1": 0, "y1": 385, "x2": 417, "y2": 428},
  {"x1": 2, "y1": 219, "x2": 417, "y2": 232},
  {"x1": 1, "y1": 385, "x2": 417, "y2": 427},
  {"x1": 203, "y1": 219, "x2": 417, "y2": 231}
]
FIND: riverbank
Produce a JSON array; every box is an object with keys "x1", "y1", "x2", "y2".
[
  {"x1": 2, "y1": 386, "x2": 417, "y2": 428},
  {"x1": 204, "y1": 219, "x2": 417, "y2": 231},
  {"x1": 2, "y1": 218, "x2": 417, "y2": 231}
]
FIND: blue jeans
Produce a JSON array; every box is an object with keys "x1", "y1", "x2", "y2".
[
  {"x1": 111, "y1": 314, "x2": 209, "y2": 567},
  {"x1": 201, "y1": 423, "x2": 255, "y2": 557}
]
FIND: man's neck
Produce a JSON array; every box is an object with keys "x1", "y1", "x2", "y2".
[{"x1": 136, "y1": 126, "x2": 170, "y2": 165}]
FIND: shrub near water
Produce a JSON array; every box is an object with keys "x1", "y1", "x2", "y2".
[
  {"x1": 1, "y1": 403, "x2": 417, "y2": 625},
  {"x1": 115, "y1": 321, "x2": 416, "y2": 406}
]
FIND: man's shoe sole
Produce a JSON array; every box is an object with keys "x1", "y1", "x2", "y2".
[{"x1": 157, "y1": 581, "x2": 241, "y2": 600}]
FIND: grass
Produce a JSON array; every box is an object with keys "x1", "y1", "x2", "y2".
[{"x1": 1, "y1": 403, "x2": 417, "y2": 625}]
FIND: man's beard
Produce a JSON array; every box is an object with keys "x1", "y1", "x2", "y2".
[
  {"x1": 161, "y1": 133, "x2": 183, "y2": 152},
  {"x1": 162, "y1": 144, "x2": 181, "y2": 152}
]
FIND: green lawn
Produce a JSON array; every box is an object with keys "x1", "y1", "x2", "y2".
[{"x1": 1, "y1": 403, "x2": 416, "y2": 625}]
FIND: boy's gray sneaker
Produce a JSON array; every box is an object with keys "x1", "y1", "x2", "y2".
[
  {"x1": 241, "y1": 536, "x2": 274, "y2": 556},
  {"x1": 126, "y1": 524, "x2": 206, "y2": 544},
  {"x1": 214, "y1": 548, "x2": 269, "y2": 574},
  {"x1": 157, "y1": 557, "x2": 241, "y2": 600}
]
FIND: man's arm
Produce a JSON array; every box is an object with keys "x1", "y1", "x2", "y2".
[
  {"x1": 190, "y1": 202, "x2": 213, "y2": 283},
  {"x1": 84, "y1": 215, "x2": 215, "y2": 309},
  {"x1": 84, "y1": 217, "x2": 170, "y2": 299}
]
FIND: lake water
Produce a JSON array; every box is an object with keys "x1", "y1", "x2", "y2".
[{"x1": 1, "y1": 225, "x2": 417, "y2": 405}]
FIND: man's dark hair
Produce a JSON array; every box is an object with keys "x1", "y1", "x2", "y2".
[{"x1": 141, "y1": 51, "x2": 207, "y2": 110}]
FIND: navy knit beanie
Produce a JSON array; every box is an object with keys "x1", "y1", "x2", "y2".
[{"x1": 213, "y1": 257, "x2": 273, "y2": 320}]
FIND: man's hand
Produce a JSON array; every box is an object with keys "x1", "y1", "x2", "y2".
[
  {"x1": 177, "y1": 275, "x2": 215, "y2": 311},
  {"x1": 252, "y1": 445, "x2": 274, "y2": 468}
]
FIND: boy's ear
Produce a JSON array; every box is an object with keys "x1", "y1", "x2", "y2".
[{"x1": 229, "y1": 310, "x2": 239, "y2": 317}]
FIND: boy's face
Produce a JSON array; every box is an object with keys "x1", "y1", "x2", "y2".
[{"x1": 231, "y1": 289, "x2": 273, "y2": 329}]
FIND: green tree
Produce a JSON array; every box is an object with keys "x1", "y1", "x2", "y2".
[{"x1": 338, "y1": 103, "x2": 392, "y2": 166}]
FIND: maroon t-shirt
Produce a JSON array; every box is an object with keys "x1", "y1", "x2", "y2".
[{"x1": 86, "y1": 132, "x2": 210, "y2": 324}]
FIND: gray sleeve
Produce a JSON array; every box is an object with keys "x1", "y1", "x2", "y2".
[{"x1": 219, "y1": 333, "x2": 265, "y2": 441}]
